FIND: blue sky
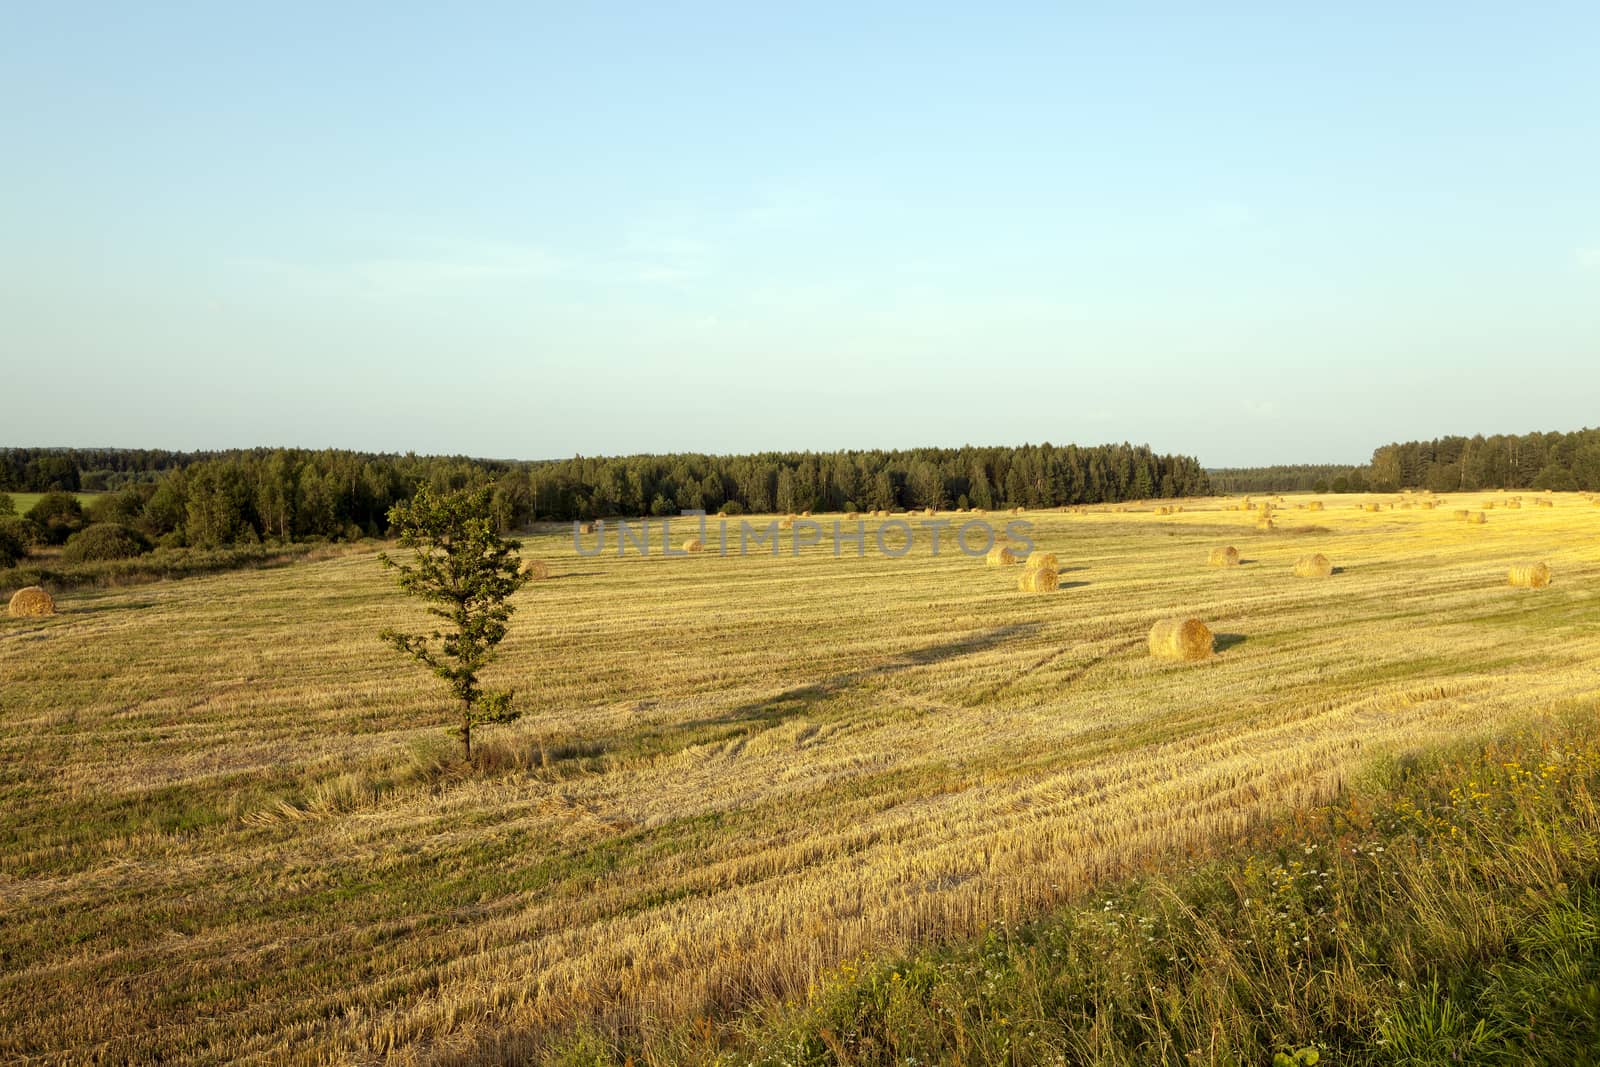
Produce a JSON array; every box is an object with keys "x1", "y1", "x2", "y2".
[{"x1": 3, "y1": 3, "x2": 1597, "y2": 466}]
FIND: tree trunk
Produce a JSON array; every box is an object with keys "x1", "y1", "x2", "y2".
[{"x1": 461, "y1": 702, "x2": 472, "y2": 762}]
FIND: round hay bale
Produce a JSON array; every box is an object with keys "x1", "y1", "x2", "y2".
[
  {"x1": 1207, "y1": 545, "x2": 1240, "y2": 567},
  {"x1": 777, "y1": 519, "x2": 794, "y2": 530},
  {"x1": 521, "y1": 560, "x2": 550, "y2": 580},
  {"x1": 923, "y1": 507, "x2": 935, "y2": 517},
  {"x1": 682, "y1": 538, "x2": 704, "y2": 554},
  {"x1": 800, "y1": 510, "x2": 811, "y2": 517},
  {"x1": 1307, "y1": 500, "x2": 1324, "y2": 511},
  {"x1": 1293, "y1": 553, "x2": 1333, "y2": 578},
  {"x1": 844, "y1": 511, "x2": 859, "y2": 521},
  {"x1": 1468, "y1": 511, "x2": 1487, "y2": 524},
  {"x1": 1025, "y1": 551, "x2": 1058, "y2": 570},
  {"x1": 1535, "y1": 498, "x2": 1554, "y2": 508},
  {"x1": 971, "y1": 507, "x2": 985, "y2": 515},
  {"x1": 1508, "y1": 562, "x2": 1550, "y2": 588},
  {"x1": 1363, "y1": 502, "x2": 1382, "y2": 513},
  {"x1": 1453, "y1": 509, "x2": 1470, "y2": 519},
  {"x1": 1256, "y1": 518, "x2": 1275, "y2": 531},
  {"x1": 7, "y1": 586, "x2": 55, "y2": 617},
  {"x1": 1017, "y1": 566, "x2": 1059, "y2": 592},
  {"x1": 986, "y1": 545, "x2": 1018, "y2": 566},
  {"x1": 1148, "y1": 617, "x2": 1213, "y2": 661},
  {"x1": 1506, "y1": 500, "x2": 1521, "y2": 510},
  {"x1": 578, "y1": 521, "x2": 596, "y2": 535}
]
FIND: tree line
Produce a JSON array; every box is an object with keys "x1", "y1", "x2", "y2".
[{"x1": 0, "y1": 443, "x2": 1209, "y2": 549}]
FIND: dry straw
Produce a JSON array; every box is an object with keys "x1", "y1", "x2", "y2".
[
  {"x1": 1468, "y1": 511, "x2": 1487, "y2": 524},
  {"x1": 1017, "y1": 566, "x2": 1060, "y2": 592},
  {"x1": 521, "y1": 560, "x2": 550, "y2": 580},
  {"x1": 579, "y1": 522, "x2": 596, "y2": 535},
  {"x1": 7, "y1": 586, "x2": 55, "y2": 617},
  {"x1": 681, "y1": 539, "x2": 704, "y2": 554},
  {"x1": 844, "y1": 512, "x2": 859, "y2": 521},
  {"x1": 1307, "y1": 500, "x2": 1324, "y2": 511},
  {"x1": 986, "y1": 545, "x2": 1019, "y2": 566},
  {"x1": 1026, "y1": 551, "x2": 1058, "y2": 570},
  {"x1": 1148, "y1": 617, "x2": 1214, "y2": 661},
  {"x1": 1507, "y1": 562, "x2": 1551, "y2": 588},
  {"x1": 1453, "y1": 509, "x2": 1471, "y2": 519},
  {"x1": 1207, "y1": 545, "x2": 1240, "y2": 567},
  {"x1": 1293, "y1": 553, "x2": 1334, "y2": 578},
  {"x1": 1256, "y1": 517, "x2": 1275, "y2": 531},
  {"x1": 1364, "y1": 503, "x2": 1382, "y2": 513}
]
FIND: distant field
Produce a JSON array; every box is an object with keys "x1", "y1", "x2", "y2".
[
  {"x1": 4, "y1": 490, "x2": 101, "y2": 514},
  {"x1": 2, "y1": 492, "x2": 1598, "y2": 1063}
]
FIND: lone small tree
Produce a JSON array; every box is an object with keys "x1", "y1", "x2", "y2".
[{"x1": 379, "y1": 485, "x2": 528, "y2": 761}]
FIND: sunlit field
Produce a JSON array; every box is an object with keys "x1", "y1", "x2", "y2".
[{"x1": 3, "y1": 492, "x2": 1597, "y2": 1063}]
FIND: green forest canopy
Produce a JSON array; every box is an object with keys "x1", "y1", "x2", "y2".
[
  {"x1": 1, "y1": 442, "x2": 1208, "y2": 548},
  {"x1": 5, "y1": 427, "x2": 1596, "y2": 550}
]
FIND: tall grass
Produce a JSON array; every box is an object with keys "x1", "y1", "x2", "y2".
[{"x1": 683, "y1": 714, "x2": 1600, "y2": 1066}]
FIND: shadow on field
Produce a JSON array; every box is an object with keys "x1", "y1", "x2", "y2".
[
  {"x1": 69, "y1": 600, "x2": 160, "y2": 615},
  {"x1": 700, "y1": 623, "x2": 1041, "y2": 726},
  {"x1": 1213, "y1": 633, "x2": 1248, "y2": 653}
]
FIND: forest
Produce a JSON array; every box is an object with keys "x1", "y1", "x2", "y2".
[{"x1": 0, "y1": 442, "x2": 1208, "y2": 549}]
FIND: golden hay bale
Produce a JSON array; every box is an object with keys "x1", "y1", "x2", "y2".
[
  {"x1": 1025, "y1": 551, "x2": 1058, "y2": 570},
  {"x1": 1208, "y1": 545, "x2": 1240, "y2": 567},
  {"x1": 1421, "y1": 501, "x2": 1437, "y2": 510},
  {"x1": 1508, "y1": 562, "x2": 1551, "y2": 588},
  {"x1": 986, "y1": 545, "x2": 1018, "y2": 566},
  {"x1": 7, "y1": 586, "x2": 55, "y2": 617},
  {"x1": 1453, "y1": 509, "x2": 1470, "y2": 519},
  {"x1": 923, "y1": 507, "x2": 935, "y2": 517},
  {"x1": 1009, "y1": 506, "x2": 1021, "y2": 515},
  {"x1": 1256, "y1": 518, "x2": 1275, "y2": 531},
  {"x1": 1293, "y1": 553, "x2": 1333, "y2": 578},
  {"x1": 1148, "y1": 617, "x2": 1213, "y2": 661},
  {"x1": 800, "y1": 510, "x2": 811, "y2": 517},
  {"x1": 1017, "y1": 566, "x2": 1060, "y2": 592},
  {"x1": 579, "y1": 522, "x2": 596, "y2": 534},
  {"x1": 682, "y1": 538, "x2": 704, "y2": 554},
  {"x1": 1363, "y1": 503, "x2": 1381, "y2": 513},
  {"x1": 1535, "y1": 498, "x2": 1554, "y2": 508},
  {"x1": 874, "y1": 509, "x2": 888, "y2": 518},
  {"x1": 844, "y1": 511, "x2": 859, "y2": 521},
  {"x1": 1482, "y1": 501, "x2": 1497, "y2": 510},
  {"x1": 521, "y1": 560, "x2": 550, "y2": 580},
  {"x1": 972, "y1": 507, "x2": 986, "y2": 515},
  {"x1": 1468, "y1": 511, "x2": 1487, "y2": 524},
  {"x1": 1506, "y1": 501, "x2": 1521, "y2": 510},
  {"x1": 1307, "y1": 500, "x2": 1324, "y2": 511}
]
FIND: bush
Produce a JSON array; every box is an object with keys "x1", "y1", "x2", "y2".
[
  {"x1": 0, "y1": 492, "x2": 13, "y2": 516},
  {"x1": 0, "y1": 522, "x2": 25, "y2": 568},
  {"x1": 25, "y1": 491, "x2": 86, "y2": 545},
  {"x1": 62, "y1": 523, "x2": 152, "y2": 563}
]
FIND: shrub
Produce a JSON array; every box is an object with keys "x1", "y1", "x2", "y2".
[
  {"x1": 61, "y1": 523, "x2": 152, "y2": 563},
  {"x1": 0, "y1": 521, "x2": 26, "y2": 568},
  {"x1": 25, "y1": 491, "x2": 86, "y2": 545}
]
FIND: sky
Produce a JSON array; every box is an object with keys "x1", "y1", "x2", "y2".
[{"x1": 2, "y1": 3, "x2": 1597, "y2": 467}]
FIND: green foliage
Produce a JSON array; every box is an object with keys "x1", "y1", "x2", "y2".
[
  {"x1": 379, "y1": 485, "x2": 529, "y2": 761},
  {"x1": 61, "y1": 523, "x2": 152, "y2": 563},
  {"x1": 0, "y1": 491, "x2": 12, "y2": 516},
  {"x1": 25, "y1": 490, "x2": 86, "y2": 545},
  {"x1": 0, "y1": 518, "x2": 25, "y2": 568},
  {"x1": 673, "y1": 717, "x2": 1600, "y2": 1067}
]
